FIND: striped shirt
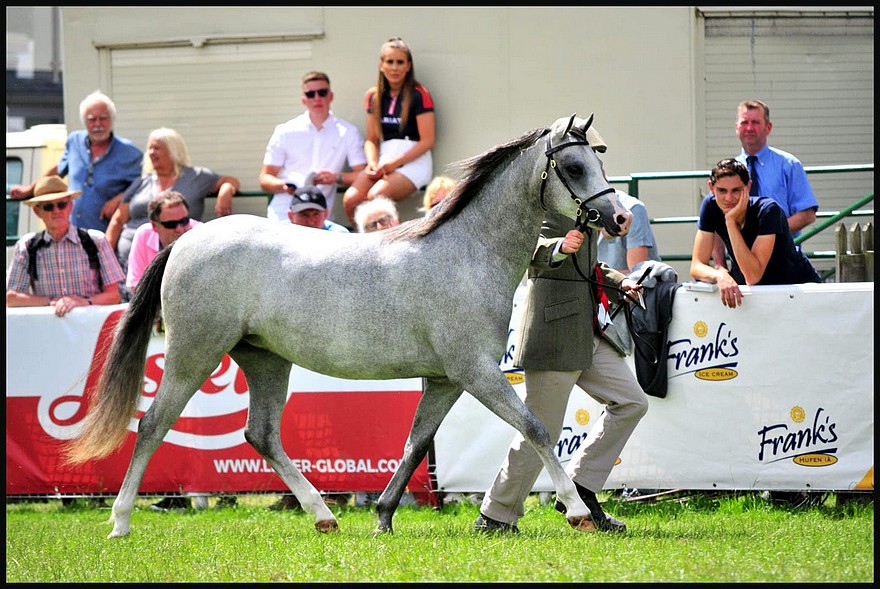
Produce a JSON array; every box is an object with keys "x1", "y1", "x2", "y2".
[{"x1": 6, "y1": 225, "x2": 125, "y2": 297}]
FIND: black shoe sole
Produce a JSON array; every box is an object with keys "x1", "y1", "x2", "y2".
[{"x1": 474, "y1": 514, "x2": 519, "y2": 534}]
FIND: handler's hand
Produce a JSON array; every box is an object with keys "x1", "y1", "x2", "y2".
[{"x1": 560, "y1": 230, "x2": 584, "y2": 254}]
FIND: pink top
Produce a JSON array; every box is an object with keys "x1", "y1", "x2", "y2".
[{"x1": 126, "y1": 219, "x2": 202, "y2": 289}]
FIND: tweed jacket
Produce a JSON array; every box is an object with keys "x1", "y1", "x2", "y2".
[{"x1": 513, "y1": 212, "x2": 626, "y2": 371}]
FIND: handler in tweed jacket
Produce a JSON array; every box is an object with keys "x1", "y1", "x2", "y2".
[{"x1": 477, "y1": 208, "x2": 650, "y2": 534}]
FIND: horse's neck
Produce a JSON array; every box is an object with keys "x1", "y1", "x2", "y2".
[{"x1": 445, "y1": 160, "x2": 546, "y2": 287}]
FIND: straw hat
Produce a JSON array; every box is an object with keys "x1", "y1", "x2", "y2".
[{"x1": 24, "y1": 175, "x2": 82, "y2": 206}]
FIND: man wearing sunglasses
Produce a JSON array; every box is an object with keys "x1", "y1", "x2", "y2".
[
  {"x1": 6, "y1": 175, "x2": 125, "y2": 316},
  {"x1": 259, "y1": 71, "x2": 367, "y2": 224},
  {"x1": 126, "y1": 191, "x2": 202, "y2": 292}
]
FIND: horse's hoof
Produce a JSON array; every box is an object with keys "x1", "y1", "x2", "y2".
[
  {"x1": 315, "y1": 519, "x2": 339, "y2": 533},
  {"x1": 567, "y1": 515, "x2": 597, "y2": 533}
]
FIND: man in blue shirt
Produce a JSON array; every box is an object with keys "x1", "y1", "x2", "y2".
[
  {"x1": 713, "y1": 99, "x2": 818, "y2": 268},
  {"x1": 10, "y1": 90, "x2": 142, "y2": 232}
]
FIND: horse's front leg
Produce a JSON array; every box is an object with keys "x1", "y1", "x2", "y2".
[
  {"x1": 466, "y1": 370, "x2": 594, "y2": 532},
  {"x1": 375, "y1": 378, "x2": 463, "y2": 534}
]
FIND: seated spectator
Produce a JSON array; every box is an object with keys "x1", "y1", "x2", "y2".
[
  {"x1": 288, "y1": 187, "x2": 349, "y2": 233},
  {"x1": 259, "y1": 70, "x2": 367, "y2": 223},
  {"x1": 690, "y1": 158, "x2": 821, "y2": 309},
  {"x1": 353, "y1": 196, "x2": 401, "y2": 233},
  {"x1": 421, "y1": 175, "x2": 456, "y2": 214},
  {"x1": 106, "y1": 127, "x2": 239, "y2": 297},
  {"x1": 342, "y1": 37, "x2": 435, "y2": 223},
  {"x1": 127, "y1": 191, "x2": 202, "y2": 291},
  {"x1": 6, "y1": 175, "x2": 125, "y2": 317}
]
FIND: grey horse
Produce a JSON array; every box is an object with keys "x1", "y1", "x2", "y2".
[{"x1": 65, "y1": 114, "x2": 631, "y2": 537}]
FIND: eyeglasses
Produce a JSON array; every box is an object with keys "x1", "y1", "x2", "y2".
[
  {"x1": 157, "y1": 216, "x2": 190, "y2": 229},
  {"x1": 36, "y1": 200, "x2": 70, "y2": 212},
  {"x1": 304, "y1": 88, "x2": 330, "y2": 99},
  {"x1": 365, "y1": 215, "x2": 394, "y2": 231}
]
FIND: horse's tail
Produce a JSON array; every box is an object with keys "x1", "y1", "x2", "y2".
[{"x1": 64, "y1": 244, "x2": 173, "y2": 465}]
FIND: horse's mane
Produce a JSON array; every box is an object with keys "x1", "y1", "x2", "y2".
[{"x1": 384, "y1": 126, "x2": 550, "y2": 241}]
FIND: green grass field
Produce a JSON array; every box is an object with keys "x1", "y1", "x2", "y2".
[{"x1": 6, "y1": 492, "x2": 873, "y2": 583}]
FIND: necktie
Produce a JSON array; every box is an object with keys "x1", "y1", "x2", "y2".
[{"x1": 747, "y1": 155, "x2": 760, "y2": 196}]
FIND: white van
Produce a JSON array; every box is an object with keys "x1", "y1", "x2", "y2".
[{"x1": 6, "y1": 124, "x2": 67, "y2": 266}]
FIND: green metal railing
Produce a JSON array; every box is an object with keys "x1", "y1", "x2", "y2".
[{"x1": 7, "y1": 165, "x2": 874, "y2": 268}]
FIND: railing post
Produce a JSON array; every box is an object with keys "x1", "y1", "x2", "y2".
[{"x1": 836, "y1": 222, "x2": 872, "y2": 282}]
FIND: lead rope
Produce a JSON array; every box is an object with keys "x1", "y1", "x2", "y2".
[{"x1": 570, "y1": 236, "x2": 658, "y2": 366}]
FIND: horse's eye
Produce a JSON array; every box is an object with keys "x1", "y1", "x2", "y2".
[{"x1": 564, "y1": 163, "x2": 585, "y2": 179}]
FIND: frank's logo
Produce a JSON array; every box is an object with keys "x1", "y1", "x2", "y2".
[
  {"x1": 793, "y1": 454, "x2": 838, "y2": 467},
  {"x1": 504, "y1": 371, "x2": 524, "y2": 385},
  {"x1": 695, "y1": 368, "x2": 738, "y2": 381},
  {"x1": 757, "y1": 405, "x2": 839, "y2": 468},
  {"x1": 668, "y1": 320, "x2": 740, "y2": 381}
]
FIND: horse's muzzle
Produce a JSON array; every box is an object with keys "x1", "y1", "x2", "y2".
[{"x1": 615, "y1": 210, "x2": 633, "y2": 236}]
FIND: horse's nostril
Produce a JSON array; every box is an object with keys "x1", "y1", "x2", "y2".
[{"x1": 616, "y1": 214, "x2": 626, "y2": 225}]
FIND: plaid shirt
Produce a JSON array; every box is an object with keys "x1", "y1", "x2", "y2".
[{"x1": 6, "y1": 225, "x2": 125, "y2": 298}]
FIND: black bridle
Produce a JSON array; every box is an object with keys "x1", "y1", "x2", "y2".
[{"x1": 538, "y1": 120, "x2": 616, "y2": 231}]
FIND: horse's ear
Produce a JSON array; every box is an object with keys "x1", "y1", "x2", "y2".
[
  {"x1": 583, "y1": 113, "x2": 594, "y2": 131},
  {"x1": 564, "y1": 113, "x2": 577, "y2": 135}
]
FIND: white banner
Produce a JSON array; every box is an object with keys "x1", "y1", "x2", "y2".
[{"x1": 433, "y1": 282, "x2": 875, "y2": 493}]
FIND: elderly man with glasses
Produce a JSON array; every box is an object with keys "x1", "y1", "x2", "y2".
[
  {"x1": 8, "y1": 90, "x2": 143, "y2": 232},
  {"x1": 353, "y1": 196, "x2": 401, "y2": 233},
  {"x1": 6, "y1": 175, "x2": 125, "y2": 316}
]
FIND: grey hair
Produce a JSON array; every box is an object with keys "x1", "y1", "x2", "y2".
[
  {"x1": 79, "y1": 90, "x2": 117, "y2": 126},
  {"x1": 354, "y1": 196, "x2": 400, "y2": 233}
]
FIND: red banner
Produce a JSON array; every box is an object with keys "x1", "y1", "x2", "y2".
[{"x1": 6, "y1": 306, "x2": 432, "y2": 498}]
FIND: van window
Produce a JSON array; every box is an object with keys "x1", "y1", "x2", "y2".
[{"x1": 6, "y1": 157, "x2": 24, "y2": 244}]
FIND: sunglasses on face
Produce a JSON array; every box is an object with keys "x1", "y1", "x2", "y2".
[
  {"x1": 36, "y1": 200, "x2": 70, "y2": 212},
  {"x1": 157, "y1": 216, "x2": 190, "y2": 229},
  {"x1": 304, "y1": 88, "x2": 330, "y2": 99}
]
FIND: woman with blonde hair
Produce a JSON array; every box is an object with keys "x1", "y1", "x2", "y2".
[
  {"x1": 421, "y1": 175, "x2": 456, "y2": 213},
  {"x1": 105, "y1": 127, "x2": 239, "y2": 296},
  {"x1": 342, "y1": 37, "x2": 435, "y2": 223}
]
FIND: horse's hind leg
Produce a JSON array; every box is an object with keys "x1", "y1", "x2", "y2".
[
  {"x1": 110, "y1": 369, "x2": 210, "y2": 538},
  {"x1": 375, "y1": 377, "x2": 463, "y2": 534},
  {"x1": 231, "y1": 345, "x2": 337, "y2": 533}
]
